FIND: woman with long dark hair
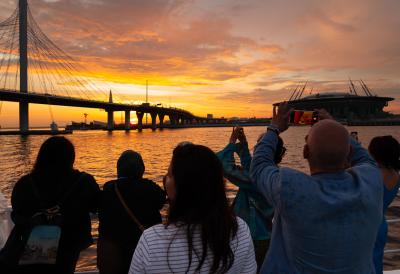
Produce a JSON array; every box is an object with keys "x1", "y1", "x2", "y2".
[
  {"x1": 129, "y1": 143, "x2": 256, "y2": 273},
  {"x1": 369, "y1": 135, "x2": 400, "y2": 274},
  {"x1": 5, "y1": 136, "x2": 100, "y2": 274}
]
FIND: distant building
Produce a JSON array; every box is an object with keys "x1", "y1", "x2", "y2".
[
  {"x1": 273, "y1": 80, "x2": 394, "y2": 120},
  {"x1": 207, "y1": 114, "x2": 213, "y2": 119}
]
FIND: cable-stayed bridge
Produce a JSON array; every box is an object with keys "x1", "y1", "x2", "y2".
[{"x1": 0, "y1": 0, "x2": 216, "y2": 132}]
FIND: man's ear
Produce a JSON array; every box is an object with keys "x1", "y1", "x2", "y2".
[{"x1": 303, "y1": 144, "x2": 309, "y2": 159}]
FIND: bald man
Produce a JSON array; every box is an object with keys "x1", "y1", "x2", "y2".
[{"x1": 250, "y1": 105, "x2": 382, "y2": 274}]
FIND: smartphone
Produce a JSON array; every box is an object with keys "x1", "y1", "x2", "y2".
[
  {"x1": 290, "y1": 110, "x2": 318, "y2": 125},
  {"x1": 350, "y1": 131, "x2": 359, "y2": 141}
]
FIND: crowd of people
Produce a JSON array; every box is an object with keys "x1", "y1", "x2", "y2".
[{"x1": 0, "y1": 105, "x2": 399, "y2": 274}]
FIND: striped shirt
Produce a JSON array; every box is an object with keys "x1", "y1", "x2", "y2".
[{"x1": 129, "y1": 217, "x2": 257, "y2": 274}]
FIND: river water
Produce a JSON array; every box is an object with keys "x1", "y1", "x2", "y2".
[
  {"x1": 1, "y1": 126, "x2": 399, "y2": 200},
  {"x1": 0, "y1": 126, "x2": 399, "y2": 271}
]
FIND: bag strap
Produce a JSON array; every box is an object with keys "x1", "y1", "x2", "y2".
[{"x1": 114, "y1": 181, "x2": 145, "y2": 232}]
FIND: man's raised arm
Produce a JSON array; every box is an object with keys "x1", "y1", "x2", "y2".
[
  {"x1": 250, "y1": 103, "x2": 291, "y2": 207},
  {"x1": 350, "y1": 137, "x2": 377, "y2": 168},
  {"x1": 250, "y1": 130, "x2": 281, "y2": 207}
]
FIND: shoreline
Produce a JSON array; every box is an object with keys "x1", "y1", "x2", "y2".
[{"x1": 1, "y1": 121, "x2": 400, "y2": 136}]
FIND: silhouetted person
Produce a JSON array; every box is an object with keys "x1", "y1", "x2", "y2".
[
  {"x1": 251, "y1": 105, "x2": 382, "y2": 273},
  {"x1": 6, "y1": 136, "x2": 100, "y2": 274},
  {"x1": 130, "y1": 143, "x2": 256, "y2": 273},
  {"x1": 217, "y1": 127, "x2": 283, "y2": 271},
  {"x1": 369, "y1": 136, "x2": 400, "y2": 274},
  {"x1": 97, "y1": 150, "x2": 166, "y2": 274}
]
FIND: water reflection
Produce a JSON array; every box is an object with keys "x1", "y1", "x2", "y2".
[
  {"x1": 1, "y1": 126, "x2": 399, "y2": 271},
  {"x1": 1, "y1": 126, "x2": 399, "y2": 200}
]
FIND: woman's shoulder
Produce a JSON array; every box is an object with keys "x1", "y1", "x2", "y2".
[
  {"x1": 144, "y1": 223, "x2": 177, "y2": 237},
  {"x1": 140, "y1": 178, "x2": 161, "y2": 188},
  {"x1": 144, "y1": 223, "x2": 165, "y2": 233},
  {"x1": 74, "y1": 170, "x2": 95, "y2": 181},
  {"x1": 72, "y1": 170, "x2": 99, "y2": 194},
  {"x1": 73, "y1": 170, "x2": 97, "y2": 184},
  {"x1": 13, "y1": 174, "x2": 33, "y2": 190},
  {"x1": 142, "y1": 223, "x2": 184, "y2": 244},
  {"x1": 102, "y1": 179, "x2": 117, "y2": 191},
  {"x1": 235, "y1": 217, "x2": 252, "y2": 239}
]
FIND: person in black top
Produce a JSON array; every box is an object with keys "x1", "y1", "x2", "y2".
[
  {"x1": 97, "y1": 150, "x2": 166, "y2": 274},
  {"x1": 8, "y1": 136, "x2": 100, "y2": 274}
]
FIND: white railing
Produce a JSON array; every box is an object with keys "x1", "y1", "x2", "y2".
[
  {"x1": 384, "y1": 193, "x2": 400, "y2": 254},
  {"x1": 384, "y1": 217, "x2": 400, "y2": 254}
]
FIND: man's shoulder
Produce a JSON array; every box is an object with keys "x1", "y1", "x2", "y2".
[
  {"x1": 348, "y1": 164, "x2": 382, "y2": 189},
  {"x1": 275, "y1": 167, "x2": 316, "y2": 202},
  {"x1": 279, "y1": 167, "x2": 312, "y2": 184},
  {"x1": 350, "y1": 163, "x2": 380, "y2": 175}
]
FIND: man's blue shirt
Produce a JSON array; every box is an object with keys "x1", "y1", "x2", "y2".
[{"x1": 250, "y1": 130, "x2": 383, "y2": 274}]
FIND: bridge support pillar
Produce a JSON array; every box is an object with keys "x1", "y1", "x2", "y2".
[
  {"x1": 159, "y1": 114, "x2": 165, "y2": 129},
  {"x1": 180, "y1": 117, "x2": 185, "y2": 125},
  {"x1": 150, "y1": 113, "x2": 157, "y2": 131},
  {"x1": 169, "y1": 115, "x2": 176, "y2": 125},
  {"x1": 125, "y1": 110, "x2": 130, "y2": 130},
  {"x1": 136, "y1": 112, "x2": 144, "y2": 131},
  {"x1": 107, "y1": 110, "x2": 114, "y2": 131},
  {"x1": 19, "y1": 102, "x2": 29, "y2": 132}
]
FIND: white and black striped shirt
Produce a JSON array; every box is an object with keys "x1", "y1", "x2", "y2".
[{"x1": 129, "y1": 217, "x2": 257, "y2": 273}]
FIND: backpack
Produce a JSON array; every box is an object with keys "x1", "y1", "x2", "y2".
[
  {"x1": 18, "y1": 174, "x2": 85, "y2": 265},
  {"x1": 0, "y1": 174, "x2": 86, "y2": 270}
]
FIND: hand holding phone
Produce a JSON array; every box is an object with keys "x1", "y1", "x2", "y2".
[
  {"x1": 271, "y1": 102, "x2": 292, "y2": 133},
  {"x1": 350, "y1": 131, "x2": 359, "y2": 142},
  {"x1": 289, "y1": 110, "x2": 318, "y2": 125},
  {"x1": 237, "y1": 127, "x2": 247, "y2": 143},
  {"x1": 229, "y1": 127, "x2": 241, "y2": 144}
]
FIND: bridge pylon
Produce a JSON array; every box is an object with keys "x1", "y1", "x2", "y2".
[{"x1": 19, "y1": 0, "x2": 29, "y2": 132}]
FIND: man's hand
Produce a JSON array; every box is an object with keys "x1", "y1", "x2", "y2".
[
  {"x1": 271, "y1": 102, "x2": 292, "y2": 133},
  {"x1": 315, "y1": 109, "x2": 333, "y2": 120}
]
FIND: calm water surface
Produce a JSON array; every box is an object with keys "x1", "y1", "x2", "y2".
[
  {"x1": 1, "y1": 126, "x2": 399, "y2": 271},
  {"x1": 1, "y1": 126, "x2": 400, "y2": 200}
]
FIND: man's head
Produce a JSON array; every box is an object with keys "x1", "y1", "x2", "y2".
[
  {"x1": 303, "y1": 119, "x2": 350, "y2": 174},
  {"x1": 117, "y1": 150, "x2": 145, "y2": 179}
]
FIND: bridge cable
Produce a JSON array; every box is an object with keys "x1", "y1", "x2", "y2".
[
  {"x1": 2, "y1": 13, "x2": 18, "y2": 90},
  {"x1": 0, "y1": 4, "x2": 130, "y2": 107},
  {"x1": 27, "y1": 7, "x2": 110, "y2": 101},
  {"x1": 0, "y1": 13, "x2": 19, "y2": 87}
]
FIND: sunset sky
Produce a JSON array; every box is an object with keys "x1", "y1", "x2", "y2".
[{"x1": 0, "y1": 0, "x2": 399, "y2": 127}]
